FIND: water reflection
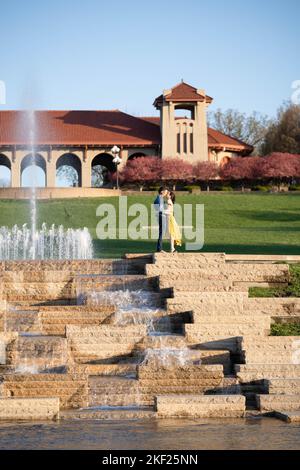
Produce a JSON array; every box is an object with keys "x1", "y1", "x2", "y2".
[{"x1": 0, "y1": 417, "x2": 300, "y2": 450}]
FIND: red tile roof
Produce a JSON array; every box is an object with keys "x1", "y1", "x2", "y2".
[
  {"x1": 0, "y1": 110, "x2": 252, "y2": 153},
  {"x1": 0, "y1": 110, "x2": 161, "y2": 146},
  {"x1": 154, "y1": 82, "x2": 213, "y2": 107}
]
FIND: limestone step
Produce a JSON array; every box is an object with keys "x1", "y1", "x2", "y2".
[
  {"x1": 10, "y1": 335, "x2": 69, "y2": 372},
  {"x1": 68, "y1": 363, "x2": 137, "y2": 377},
  {"x1": 0, "y1": 397, "x2": 59, "y2": 420},
  {"x1": 239, "y1": 337, "x2": 300, "y2": 364},
  {"x1": 137, "y1": 364, "x2": 224, "y2": 380},
  {"x1": 2, "y1": 259, "x2": 148, "y2": 275},
  {"x1": 1, "y1": 373, "x2": 88, "y2": 409},
  {"x1": 60, "y1": 406, "x2": 155, "y2": 420},
  {"x1": 256, "y1": 394, "x2": 300, "y2": 412},
  {"x1": 235, "y1": 364, "x2": 300, "y2": 381},
  {"x1": 147, "y1": 263, "x2": 289, "y2": 282},
  {"x1": 86, "y1": 292, "x2": 163, "y2": 309},
  {"x1": 155, "y1": 394, "x2": 246, "y2": 418},
  {"x1": 89, "y1": 376, "x2": 141, "y2": 407},
  {"x1": 265, "y1": 378, "x2": 300, "y2": 394},
  {"x1": 76, "y1": 275, "x2": 157, "y2": 293},
  {"x1": 67, "y1": 325, "x2": 147, "y2": 363}
]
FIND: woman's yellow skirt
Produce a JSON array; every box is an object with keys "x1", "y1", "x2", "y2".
[{"x1": 169, "y1": 214, "x2": 182, "y2": 247}]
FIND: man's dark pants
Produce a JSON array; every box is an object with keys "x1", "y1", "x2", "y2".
[{"x1": 156, "y1": 212, "x2": 163, "y2": 252}]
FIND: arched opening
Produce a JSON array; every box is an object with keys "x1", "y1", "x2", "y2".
[
  {"x1": 56, "y1": 153, "x2": 82, "y2": 187},
  {"x1": 0, "y1": 154, "x2": 11, "y2": 187},
  {"x1": 91, "y1": 153, "x2": 115, "y2": 188},
  {"x1": 174, "y1": 104, "x2": 195, "y2": 120},
  {"x1": 128, "y1": 152, "x2": 146, "y2": 161},
  {"x1": 21, "y1": 154, "x2": 46, "y2": 187}
]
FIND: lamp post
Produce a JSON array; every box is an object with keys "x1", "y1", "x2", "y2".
[{"x1": 111, "y1": 145, "x2": 121, "y2": 189}]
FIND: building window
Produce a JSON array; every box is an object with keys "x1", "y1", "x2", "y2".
[
  {"x1": 190, "y1": 133, "x2": 194, "y2": 154},
  {"x1": 177, "y1": 133, "x2": 180, "y2": 153},
  {"x1": 183, "y1": 133, "x2": 187, "y2": 153}
]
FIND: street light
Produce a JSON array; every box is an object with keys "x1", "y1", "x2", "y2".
[{"x1": 111, "y1": 145, "x2": 121, "y2": 189}]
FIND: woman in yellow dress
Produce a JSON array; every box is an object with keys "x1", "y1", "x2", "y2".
[{"x1": 166, "y1": 191, "x2": 182, "y2": 252}]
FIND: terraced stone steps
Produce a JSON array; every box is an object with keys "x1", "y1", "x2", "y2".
[
  {"x1": 67, "y1": 325, "x2": 147, "y2": 363},
  {"x1": 89, "y1": 376, "x2": 142, "y2": 407},
  {"x1": 0, "y1": 373, "x2": 88, "y2": 409},
  {"x1": 9, "y1": 335, "x2": 69, "y2": 372}
]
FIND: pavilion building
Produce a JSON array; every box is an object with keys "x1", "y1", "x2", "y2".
[{"x1": 0, "y1": 82, "x2": 252, "y2": 190}]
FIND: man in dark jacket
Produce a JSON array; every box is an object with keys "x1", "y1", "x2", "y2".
[{"x1": 154, "y1": 186, "x2": 168, "y2": 252}]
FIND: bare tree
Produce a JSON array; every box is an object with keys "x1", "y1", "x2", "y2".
[
  {"x1": 261, "y1": 102, "x2": 300, "y2": 155},
  {"x1": 208, "y1": 108, "x2": 270, "y2": 154}
]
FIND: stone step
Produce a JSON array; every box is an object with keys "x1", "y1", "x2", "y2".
[
  {"x1": 76, "y1": 275, "x2": 157, "y2": 293},
  {"x1": 2, "y1": 259, "x2": 148, "y2": 275},
  {"x1": 68, "y1": 363, "x2": 137, "y2": 377},
  {"x1": 67, "y1": 325, "x2": 147, "y2": 362},
  {"x1": 147, "y1": 263, "x2": 289, "y2": 282},
  {"x1": 235, "y1": 364, "x2": 300, "y2": 381},
  {"x1": 256, "y1": 394, "x2": 300, "y2": 412},
  {"x1": 155, "y1": 394, "x2": 246, "y2": 418},
  {"x1": 239, "y1": 337, "x2": 300, "y2": 365},
  {"x1": 86, "y1": 291, "x2": 163, "y2": 309},
  {"x1": 0, "y1": 397, "x2": 59, "y2": 420},
  {"x1": 60, "y1": 406, "x2": 155, "y2": 420},
  {"x1": 137, "y1": 364, "x2": 224, "y2": 379},
  {"x1": 265, "y1": 378, "x2": 300, "y2": 394},
  {"x1": 1, "y1": 373, "x2": 88, "y2": 409}
]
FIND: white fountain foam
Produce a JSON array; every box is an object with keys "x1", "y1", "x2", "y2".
[
  {"x1": 0, "y1": 224, "x2": 93, "y2": 260},
  {"x1": 141, "y1": 347, "x2": 193, "y2": 367},
  {"x1": 86, "y1": 289, "x2": 159, "y2": 332}
]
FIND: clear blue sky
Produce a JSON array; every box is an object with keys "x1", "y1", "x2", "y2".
[{"x1": 0, "y1": 0, "x2": 299, "y2": 118}]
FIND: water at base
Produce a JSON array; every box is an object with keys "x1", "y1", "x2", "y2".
[
  {"x1": 0, "y1": 223, "x2": 93, "y2": 260},
  {"x1": 0, "y1": 417, "x2": 299, "y2": 450}
]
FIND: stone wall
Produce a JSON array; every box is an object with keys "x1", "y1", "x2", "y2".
[{"x1": 0, "y1": 398, "x2": 59, "y2": 420}]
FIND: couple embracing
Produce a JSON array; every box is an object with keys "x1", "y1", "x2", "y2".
[{"x1": 154, "y1": 186, "x2": 182, "y2": 253}]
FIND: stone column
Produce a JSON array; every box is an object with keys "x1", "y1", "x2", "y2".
[
  {"x1": 11, "y1": 159, "x2": 21, "y2": 188},
  {"x1": 46, "y1": 148, "x2": 56, "y2": 187},
  {"x1": 119, "y1": 149, "x2": 128, "y2": 170},
  {"x1": 82, "y1": 160, "x2": 91, "y2": 188}
]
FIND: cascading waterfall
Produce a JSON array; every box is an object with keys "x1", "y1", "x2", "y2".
[
  {"x1": 0, "y1": 110, "x2": 93, "y2": 260},
  {"x1": 84, "y1": 289, "x2": 159, "y2": 332},
  {"x1": 0, "y1": 224, "x2": 93, "y2": 260}
]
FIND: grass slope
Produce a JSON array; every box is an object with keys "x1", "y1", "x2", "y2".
[{"x1": 0, "y1": 192, "x2": 299, "y2": 258}]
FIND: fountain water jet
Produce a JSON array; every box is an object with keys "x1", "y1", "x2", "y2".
[{"x1": 0, "y1": 110, "x2": 93, "y2": 260}]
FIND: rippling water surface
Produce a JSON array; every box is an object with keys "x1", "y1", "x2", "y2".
[{"x1": 0, "y1": 417, "x2": 300, "y2": 450}]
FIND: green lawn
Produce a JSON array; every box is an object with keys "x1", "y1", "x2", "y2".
[{"x1": 0, "y1": 192, "x2": 299, "y2": 258}]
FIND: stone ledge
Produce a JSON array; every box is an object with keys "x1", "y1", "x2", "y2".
[
  {"x1": 256, "y1": 394, "x2": 300, "y2": 411},
  {"x1": 0, "y1": 397, "x2": 59, "y2": 420},
  {"x1": 155, "y1": 394, "x2": 246, "y2": 418}
]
